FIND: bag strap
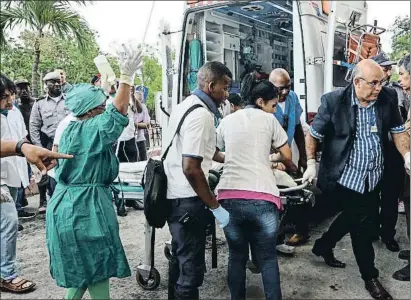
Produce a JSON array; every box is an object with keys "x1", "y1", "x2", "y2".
[{"x1": 161, "y1": 104, "x2": 204, "y2": 161}]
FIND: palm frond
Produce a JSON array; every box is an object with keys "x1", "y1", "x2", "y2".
[{"x1": 1, "y1": 0, "x2": 92, "y2": 49}]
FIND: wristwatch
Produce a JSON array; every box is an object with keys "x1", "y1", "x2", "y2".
[{"x1": 15, "y1": 139, "x2": 29, "y2": 157}]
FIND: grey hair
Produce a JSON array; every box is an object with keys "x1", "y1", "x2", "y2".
[
  {"x1": 351, "y1": 64, "x2": 362, "y2": 80},
  {"x1": 399, "y1": 54, "x2": 410, "y2": 73},
  {"x1": 197, "y1": 61, "x2": 232, "y2": 89}
]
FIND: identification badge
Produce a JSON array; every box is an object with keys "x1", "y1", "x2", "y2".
[{"x1": 371, "y1": 125, "x2": 378, "y2": 133}]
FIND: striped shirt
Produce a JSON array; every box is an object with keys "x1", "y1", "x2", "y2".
[
  {"x1": 337, "y1": 91, "x2": 405, "y2": 193},
  {"x1": 310, "y1": 90, "x2": 406, "y2": 193}
]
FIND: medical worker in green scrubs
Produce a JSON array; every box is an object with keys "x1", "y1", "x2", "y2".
[{"x1": 46, "y1": 46, "x2": 142, "y2": 300}]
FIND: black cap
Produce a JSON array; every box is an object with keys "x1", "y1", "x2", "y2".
[{"x1": 371, "y1": 52, "x2": 396, "y2": 67}]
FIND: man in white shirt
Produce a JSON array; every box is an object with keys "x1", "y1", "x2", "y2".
[
  {"x1": 1, "y1": 89, "x2": 34, "y2": 219},
  {"x1": 112, "y1": 86, "x2": 138, "y2": 162},
  {"x1": 164, "y1": 62, "x2": 231, "y2": 300},
  {"x1": 0, "y1": 73, "x2": 36, "y2": 293}
]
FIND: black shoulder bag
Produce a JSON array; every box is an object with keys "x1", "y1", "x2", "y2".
[{"x1": 141, "y1": 104, "x2": 204, "y2": 228}]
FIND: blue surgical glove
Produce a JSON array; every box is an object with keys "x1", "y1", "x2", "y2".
[{"x1": 210, "y1": 205, "x2": 230, "y2": 229}]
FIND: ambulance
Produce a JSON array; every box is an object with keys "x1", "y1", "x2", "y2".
[{"x1": 158, "y1": 0, "x2": 386, "y2": 129}]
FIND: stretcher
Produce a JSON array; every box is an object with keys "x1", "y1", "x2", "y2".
[{"x1": 111, "y1": 160, "x2": 162, "y2": 290}]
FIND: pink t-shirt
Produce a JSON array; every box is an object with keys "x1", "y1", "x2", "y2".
[{"x1": 217, "y1": 189, "x2": 282, "y2": 211}]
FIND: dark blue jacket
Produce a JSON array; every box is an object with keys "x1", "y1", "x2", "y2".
[{"x1": 311, "y1": 84, "x2": 404, "y2": 193}]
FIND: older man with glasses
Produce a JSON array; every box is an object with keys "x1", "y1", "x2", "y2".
[{"x1": 303, "y1": 59, "x2": 410, "y2": 300}]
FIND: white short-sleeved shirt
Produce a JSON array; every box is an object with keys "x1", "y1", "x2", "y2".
[
  {"x1": 118, "y1": 106, "x2": 136, "y2": 142},
  {"x1": 48, "y1": 114, "x2": 76, "y2": 178},
  {"x1": 215, "y1": 108, "x2": 288, "y2": 197},
  {"x1": 164, "y1": 94, "x2": 216, "y2": 199},
  {"x1": 53, "y1": 114, "x2": 76, "y2": 146},
  {"x1": 1, "y1": 107, "x2": 29, "y2": 187}
]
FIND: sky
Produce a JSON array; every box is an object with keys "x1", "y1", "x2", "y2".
[{"x1": 71, "y1": 0, "x2": 410, "y2": 55}]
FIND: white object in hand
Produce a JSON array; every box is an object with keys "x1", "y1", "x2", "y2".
[
  {"x1": 118, "y1": 44, "x2": 143, "y2": 86},
  {"x1": 210, "y1": 205, "x2": 230, "y2": 229},
  {"x1": 302, "y1": 159, "x2": 317, "y2": 183},
  {"x1": 94, "y1": 55, "x2": 116, "y2": 84},
  {"x1": 404, "y1": 152, "x2": 410, "y2": 174}
]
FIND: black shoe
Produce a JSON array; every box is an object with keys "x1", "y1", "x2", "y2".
[
  {"x1": 18, "y1": 210, "x2": 36, "y2": 219},
  {"x1": 18, "y1": 224, "x2": 24, "y2": 231},
  {"x1": 117, "y1": 209, "x2": 127, "y2": 217},
  {"x1": 365, "y1": 278, "x2": 393, "y2": 300},
  {"x1": 21, "y1": 197, "x2": 28, "y2": 207},
  {"x1": 392, "y1": 264, "x2": 410, "y2": 281},
  {"x1": 382, "y1": 239, "x2": 400, "y2": 252},
  {"x1": 312, "y1": 241, "x2": 346, "y2": 268},
  {"x1": 399, "y1": 250, "x2": 410, "y2": 260}
]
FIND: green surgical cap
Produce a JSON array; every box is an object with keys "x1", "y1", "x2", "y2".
[{"x1": 65, "y1": 84, "x2": 107, "y2": 117}]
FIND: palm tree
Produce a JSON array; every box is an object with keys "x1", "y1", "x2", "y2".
[{"x1": 0, "y1": 1, "x2": 92, "y2": 96}]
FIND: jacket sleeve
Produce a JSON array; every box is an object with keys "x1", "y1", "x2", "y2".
[
  {"x1": 405, "y1": 110, "x2": 410, "y2": 135},
  {"x1": 309, "y1": 95, "x2": 331, "y2": 140},
  {"x1": 29, "y1": 101, "x2": 43, "y2": 147},
  {"x1": 388, "y1": 90, "x2": 406, "y2": 134}
]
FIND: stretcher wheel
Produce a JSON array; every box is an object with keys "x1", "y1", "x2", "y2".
[
  {"x1": 164, "y1": 245, "x2": 171, "y2": 260},
  {"x1": 136, "y1": 268, "x2": 160, "y2": 290}
]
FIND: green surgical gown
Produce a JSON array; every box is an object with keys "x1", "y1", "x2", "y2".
[{"x1": 46, "y1": 104, "x2": 131, "y2": 288}]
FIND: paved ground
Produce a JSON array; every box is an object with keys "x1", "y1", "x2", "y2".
[{"x1": 2, "y1": 195, "x2": 410, "y2": 299}]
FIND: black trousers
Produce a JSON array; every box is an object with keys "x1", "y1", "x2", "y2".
[
  {"x1": 136, "y1": 140, "x2": 147, "y2": 161},
  {"x1": 114, "y1": 138, "x2": 138, "y2": 163},
  {"x1": 379, "y1": 143, "x2": 404, "y2": 241},
  {"x1": 316, "y1": 183, "x2": 380, "y2": 281},
  {"x1": 167, "y1": 197, "x2": 208, "y2": 300},
  {"x1": 403, "y1": 175, "x2": 410, "y2": 239}
]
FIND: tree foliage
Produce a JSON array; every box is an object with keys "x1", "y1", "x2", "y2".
[
  {"x1": 0, "y1": 0, "x2": 92, "y2": 96},
  {"x1": 390, "y1": 15, "x2": 410, "y2": 61},
  {"x1": 0, "y1": 30, "x2": 118, "y2": 89},
  {"x1": 1, "y1": 29, "x2": 163, "y2": 118}
]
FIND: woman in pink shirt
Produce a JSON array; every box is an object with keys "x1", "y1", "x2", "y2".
[
  {"x1": 132, "y1": 90, "x2": 150, "y2": 161},
  {"x1": 215, "y1": 74, "x2": 296, "y2": 300}
]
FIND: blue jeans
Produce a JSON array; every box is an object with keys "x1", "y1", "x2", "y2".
[
  {"x1": 1, "y1": 186, "x2": 19, "y2": 280},
  {"x1": 221, "y1": 199, "x2": 281, "y2": 300}
]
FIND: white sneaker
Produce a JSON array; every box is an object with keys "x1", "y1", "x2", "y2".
[
  {"x1": 276, "y1": 243, "x2": 295, "y2": 255},
  {"x1": 399, "y1": 201, "x2": 405, "y2": 214}
]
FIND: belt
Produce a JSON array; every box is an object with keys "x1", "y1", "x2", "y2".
[{"x1": 58, "y1": 182, "x2": 109, "y2": 188}]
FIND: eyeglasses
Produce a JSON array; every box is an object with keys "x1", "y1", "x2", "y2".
[{"x1": 357, "y1": 77, "x2": 384, "y2": 88}]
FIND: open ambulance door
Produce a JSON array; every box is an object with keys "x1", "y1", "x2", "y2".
[{"x1": 159, "y1": 19, "x2": 174, "y2": 144}]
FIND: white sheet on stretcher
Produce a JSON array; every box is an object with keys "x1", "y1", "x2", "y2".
[
  {"x1": 210, "y1": 162, "x2": 297, "y2": 188},
  {"x1": 115, "y1": 161, "x2": 148, "y2": 183}
]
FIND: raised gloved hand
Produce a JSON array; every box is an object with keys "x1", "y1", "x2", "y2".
[
  {"x1": 118, "y1": 44, "x2": 143, "y2": 86},
  {"x1": 210, "y1": 205, "x2": 230, "y2": 229},
  {"x1": 404, "y1": 152, "x2": 410, "y2": 175},
  {"x1": 302, "y1": 159, "x2": 317, "y2": 183}
]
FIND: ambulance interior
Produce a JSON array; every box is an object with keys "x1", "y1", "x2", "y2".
[{"x1": 180, "y1": 1, "x2": 294, "y2": 98}]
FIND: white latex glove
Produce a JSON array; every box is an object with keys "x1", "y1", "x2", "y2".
[
  {"x1": 404, "y1": 152, "x2": 410, "y2": 175},
  {"x1": 302, "y1": 159, "x2": 317, "y2": 183},
  {"x1": 210, "y1": 205, "x2": 230, "y2": 229},
  {"x1": 118, "y1": 44, "x2": 143, "y2": 86}
]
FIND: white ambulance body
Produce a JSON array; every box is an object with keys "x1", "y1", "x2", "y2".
[{"x1": 158, "y1": 1, "x2": 383, "y2": 136}]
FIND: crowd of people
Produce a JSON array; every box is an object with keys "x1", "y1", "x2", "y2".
[{"x1": 0, "y1": 45, "x2": 410, "y2": 300}]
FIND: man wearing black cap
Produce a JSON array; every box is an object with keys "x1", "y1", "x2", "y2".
[
  {"x1": 14, "y1": 79, "x2": 36, "y2": 218},
  {"x1": 371, "y1": 52, "x2": 409, "y2": 253},
  {"x1": 15, "y1": 80, "x2": 35, "y2": 142}
]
